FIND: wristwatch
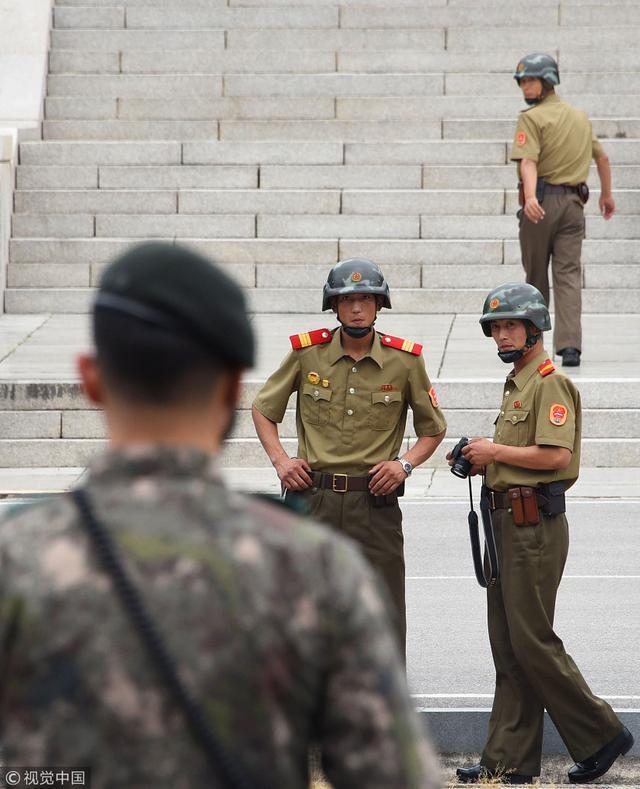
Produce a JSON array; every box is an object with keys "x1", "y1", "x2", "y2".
[{"x1": 395, "y1": 456, "x2": 413, "y2": 477}]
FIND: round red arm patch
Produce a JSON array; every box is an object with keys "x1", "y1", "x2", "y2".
[
  {"x1": 428, "y1": 386, "x2": 439, "y2": 408},
  {"x1": 549, "y1": 403, "x2": 568, "y2": 426},
  {"x1": 516, "y1": 131, "x2": 527, "y2": 146}
]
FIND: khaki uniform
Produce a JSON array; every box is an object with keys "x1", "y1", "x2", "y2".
[
  {"x1": 481, "y1": 351, "x2": 623, "y2": 776},
  {"x1": 254, "y1": 327, "x2": 446, "y2": 651},
  {"x1": 0, "y1": 447, "x2": 440, "y2": 789},
  {"x1": 511, "y1": 94, "x2": 605, "y2": 352}
]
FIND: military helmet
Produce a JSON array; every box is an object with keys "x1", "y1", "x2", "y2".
[
  {"x1": 479, "y1": 282, "x2": 551, "y2": 337},
  {"x1": 513, "y1": 52, "x2": 560, "y2": 86},
  {"x1": 322, "y1": 257, "x2": 391, "y2": 311}
]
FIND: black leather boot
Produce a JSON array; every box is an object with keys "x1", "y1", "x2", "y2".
[
  {"x1": 568, "y1": 726, "x2": 634, "y2": 784},
  {"x1": 558, "y1": 347, "x2": 581, "y2": 367},
  {"x1": 456, "y1": 764, "x2": 533, "y2": 784}
]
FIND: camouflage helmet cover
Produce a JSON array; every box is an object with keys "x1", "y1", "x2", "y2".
[
  {"x1": 322, "y1": 257, "x2": 391, "y2": 311},
  {"x1": 514, "y1": 52, "x2": 560, "y2": 86},
  {"x1": 479, "y1": 282, "x2": 551, "y2": 336}
]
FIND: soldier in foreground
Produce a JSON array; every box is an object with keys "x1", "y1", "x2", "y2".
[
  {"x1": 0, "y1": 243, "x2": 440, "y2": 789},
  {"x1": 252, "y1": 258, "x2": 446, "y2": 656},
  {"x1": 454, "y1": 283, "x2": 633, "y2": 785},
  {"x1": 512, "y1": 53, "x2": 615, "y2": 367}
]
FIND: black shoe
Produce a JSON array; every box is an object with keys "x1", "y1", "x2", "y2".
[
  {"x1": 568, "y1": 726, "x2": 634, "y2": 784},
  {"x1": 456, "y1": 764, "x2": 533, "y2": 784},
  {"x1": 558, "y1": 347, "x2": 581, "y2": 367}
]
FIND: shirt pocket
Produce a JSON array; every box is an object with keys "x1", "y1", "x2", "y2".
[
  {"x1": 502, "y1": 409, "x2": 530, "y2": 445},
  {"x1": 300, "y1": 382, "x2": 332, "y2": 426},
  {"x1": 369, "y1": 390, "x2": 403, "y2": 431}
]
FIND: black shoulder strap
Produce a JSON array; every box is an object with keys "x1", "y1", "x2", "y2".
[{"x1": 70, "y1": 488, "x2": 257, "y2": 789}]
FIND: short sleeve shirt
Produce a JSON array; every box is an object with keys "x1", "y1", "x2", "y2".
[
  {"x1": 253, "y1": 328, "x2": 446, "y2": 474},
  {"x1": 511, "y1": 93, "x2": 604, "y2": 185},
  {"x1": 485, "y1": 351, "x2": 581, "y2": 490}
]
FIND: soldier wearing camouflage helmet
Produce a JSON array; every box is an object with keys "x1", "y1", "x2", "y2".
[
  {"x1": 512, "y1": 52, "x2": 615, "y2": 367},
  {"x1": 454, "y1": 283, "x2": 633, "y2": 785},
  {"x1": 0, "y1": 243, "x2": 442, "y2": 789},
  {"x1": 253, "y1": 257, "x2": 446, "y2": 655}
]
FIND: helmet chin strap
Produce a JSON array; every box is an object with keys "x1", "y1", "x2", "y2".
[
  {"x1": 340, "y1": 316, "x2": 376, "y2": 339},
  {"x1": 497, "y1": 328, "x2": 540, "y2": 363}
]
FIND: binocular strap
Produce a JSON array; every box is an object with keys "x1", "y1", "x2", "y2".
[{"x1": 467, "y1": 478, "x2": 499, "y2": 589}]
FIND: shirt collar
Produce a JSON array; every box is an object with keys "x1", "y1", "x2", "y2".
[
  {"x1": 87, "y1": 444, "x2": 222, "y2": 485},
  {"x1": 510, "y1": 350, "x2": 550, "y2": 390},
  {"x1": 327, "y1": 327, "x2": 384, "y2": 368}
]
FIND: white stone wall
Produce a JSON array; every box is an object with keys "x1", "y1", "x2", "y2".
[{"x1": 0, "y1": 0, "x2": 53, "y2": 309}]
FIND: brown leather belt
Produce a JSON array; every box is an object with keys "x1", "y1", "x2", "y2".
[{"x1": 310, "y1": 471, "x2": 370, "y2": 493}]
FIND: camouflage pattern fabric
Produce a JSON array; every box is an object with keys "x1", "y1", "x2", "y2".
[
  {"x1": 0, "y1": 446, "x2": 440, "y2": 789},
  {"x1": 479, "y1": 282, "x2": 551, "y2": 335}
]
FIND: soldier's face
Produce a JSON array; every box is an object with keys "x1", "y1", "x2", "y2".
[
  {"x1": 336, "y1": 293, "x2": 379, "y2": 327},
  {"x1": 519, "y1": 77, "x2": 543, "y2": 101},
  {"x1": 490, "y1": 319, "x2": 527, "y2": 352}
]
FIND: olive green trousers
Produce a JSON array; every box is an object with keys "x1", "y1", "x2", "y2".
[
  {"x1": 519, "y1": 192, "x2": 585, "y2": 353},
  {"x1": 481, "y1": 508, "x2": 623, "y2": 776},
  {"x1": 299, "y1": 487, "x2": 406, "y2": 658}
]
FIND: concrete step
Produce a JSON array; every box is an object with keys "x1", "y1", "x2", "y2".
[
  {"x1": 19, "y1": 141, "x2": 344, "y2": 165},
  {"x1": 14, "y1": 189, "x2": 344, "y2": 216},
  {"x1": 49, "y1": 49, "x2": 336, "y2": 75},
  {"x1": 11, "y1": 236, "x2": 640, "y2": 266},
  {"x1": 19, "y1": 186, "x2": 632, "y2": 220},
  {"x1": 4, "y1": 406, "x2": 638, "y2": 441},
  {"x1": 9, "y1": 261, "x2": 638, "y2": 291},
  {"x1": 5, "y1": 378, "x2": 640, "y2": 414},
  {"x1": 16, "y1": 164, "x2": 259, "y2": 189},
  {"x1": 53, "y1": 6, "x2": 340, "y2": 30},
  {"x1": 5, "y1": 287, "x2": 639, "y2": 314},
  {"x1": 1, "y1": 435, "x2": 639, "y2": 468},
  {"x1": 44, "y1": 97, "x2": 338, "y2": 121},
  {"x1": 45, "y1": 47, "x2": 640, "y2": 75}
]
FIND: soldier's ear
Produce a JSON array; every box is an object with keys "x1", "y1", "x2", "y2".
[{"x1": 77, "y1": 353, "x2": 105, "y2": 405}]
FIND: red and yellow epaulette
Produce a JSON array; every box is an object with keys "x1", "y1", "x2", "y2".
[
  {"x1": 380, "y1": 333, "x2": 423, "y2": 356},
  {"x1": 289, "y1": 328, "x2": 332, "y2": 350},
  {"x1": 538, "y1": 359, "x2": 555, "y2": 377}
]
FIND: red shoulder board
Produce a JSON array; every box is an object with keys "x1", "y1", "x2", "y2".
[
  {"x1": 289, "y1": 328, "x2": 332, "y2": 350},
  {"x1": 380, "y1": 333, "x2": 423, "y2": 356},
  {"x1": 538, "y1": 359, "x2": 555, "y2": 377}
]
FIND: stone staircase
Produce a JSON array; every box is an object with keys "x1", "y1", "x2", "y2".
[{"x1": 2, "y1": 0, "x2": 640, "y2": 477}]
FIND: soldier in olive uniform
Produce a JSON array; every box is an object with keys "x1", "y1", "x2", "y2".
[
  {"x1": 455, "y1": 283, "x2": 633, "y2": 785},
  {"x1": 252, "y1": 258, "x2": 447, "y2": 655},
  {"x1": 0, "y1": 243, "x2": 441, "y2": 789},
  {"x1": 512, "y1": 53, "x2": 615, "y2": 367}
]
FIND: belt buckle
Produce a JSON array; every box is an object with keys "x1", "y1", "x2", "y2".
[{"x1": 332, "y1": 473, "x2": 348, "y2": 493}]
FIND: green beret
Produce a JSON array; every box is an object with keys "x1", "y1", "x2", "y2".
[{"x1": 96, "y1": 242, "x2": 255, "y2": 368}]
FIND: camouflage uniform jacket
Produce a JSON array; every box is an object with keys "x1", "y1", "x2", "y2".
[{"x1": 0, "y1": 446, "x2": 439, "y2": 789}]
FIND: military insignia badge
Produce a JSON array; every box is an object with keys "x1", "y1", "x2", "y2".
[
  {"x1": 517, "y1": 62, "x2": 525, "y2": 73},
  {"x1": 550, "y1": 403, "x2": 568, "y2": 426},
  {"x1": 517, "y1": 131, "x2": 527, "y2": 146},
  {"x1": 513, "y1": 400, "x2": 522, "y2": 409},
  {"x1": 428, "y1": 386, "x2": 439, "y2": 408},
  {"x1": 351, "y1": 271, "x2": 362, "y2": 282},
  {"x1": 490, "y1": 298, "x2": 500, "y2": 309},
  {"x1": 307, "y1": 372, "x2": 320, "y2": 385},
  {"x1": 382, "y1": 384, "x2": 393, "y2": 392},
  {"x1": 321, "y1": 379, "x2": 329, "y2": 388}
]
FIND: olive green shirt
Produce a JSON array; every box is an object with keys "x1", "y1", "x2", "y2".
[
  {"x1": 511, "y1": 93, "x2": 604, "y2": 185},
  {"x1": 253, "y1": 328, "x2": 446, "y2": 475},
  {"x1": 485, "y1": 350, "x2": 581, "y2": 491}
]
